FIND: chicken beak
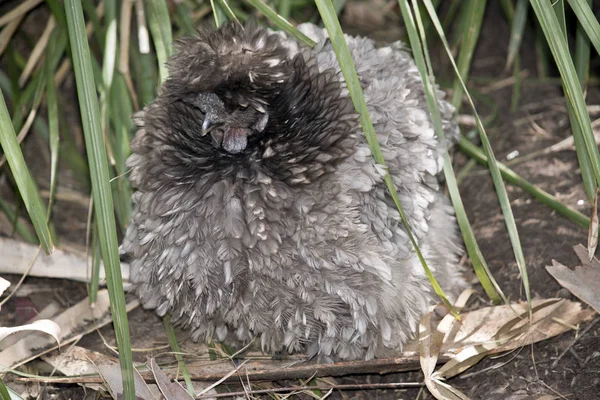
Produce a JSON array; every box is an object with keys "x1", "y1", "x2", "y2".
[{"x1": 201, "y1": 118, "x2": 213, "y2": 136}]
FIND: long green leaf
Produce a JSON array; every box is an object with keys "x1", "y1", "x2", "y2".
[
  {"x1": 247, "y1": 0, "x2": 316, "y2": 47},
  {"x1": 146, "y1": 0, "x2": 173, "y2": 83},
  {"x1": 423, "y1": 0, "x2": 531, "y2": 313},
  {"x1": 558, "y1": 18, "x2": 595, "y2": 203},
  {"x1": 315, "y1": 0, "x2": 456, "y2": 314},
  {"x1": 63, "y1": 1, "x2": 135, "y2": 399},
  {"x1": 450, "y1": 0, "x2": 486, "y2": 111},
  {"x1": 175, "y1": 1, "x2": 196, "y2": 35},
  {"x1": 530, "y1": 0, "x2": 600, "y2": 197},
  {"x1": 402, "y1": 0, "x2": 503, "y2": 303},
  {"x1": 574, "y1": 0, "x2": 593, "y2": 88},
  {"x1": 0, "y1": 198, "x2": 38, "y2": 244},
  {"x1": 217, "y1": 0, "x2": 239, "y2": 23},
  {"x1": 45, "y1": 33, "x2": 60, "y2": 221},
  {"x1": 566, "y1": 0, "x2": 600, "y2": 56},
  {"x1": 506, "y1": 0, "x2": 528, "y2": 70},
  {"x1": 163, "y1": 316, "x2": 194, "y2": 396},
  {"x1": 459, "y1": 137, "x2": 592, "y2": 230},
  {"x1": 0, "y1": 91, "x2": 54, "y2": 254}
]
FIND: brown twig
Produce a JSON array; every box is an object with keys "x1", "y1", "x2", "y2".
[{"x1": 19, "y1": 355, "x2": 428, "y2": 384}]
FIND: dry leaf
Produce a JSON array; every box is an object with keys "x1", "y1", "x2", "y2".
[
  {"x1": 16, "y1": 300, "x2": 592, "y2": 388},
  {"x1": 0, "y1": 237, "x2": 131, "y2": 286},
  {"x1": 425, "y1": 378, "x2": 470, "y2": 400},
  {"x1": 0, "y1": 289, "x2": 112, "y2": 370},
  {"x1": 420, "y1": 290, "x2": 475, "y2": 400},
  {"x1": 546, "y1": 245, "x2": 600, "y2": 313},
  {"x1": 150, "y1": 358, "x2": 194, "y2": 400},
  {"x1": 42, "y1": 345, "x2": 117, "y2": 376},
  {"x1": 417, "y1": 297, "x2": 593, "y2": 399},
  {"x1": 98, "y1": 362, "x2": 160, "y2": 400},
  {"x1": 0, "y1": 277, "x2": 11, "y2": 299},
  {"x1": 0, "y1": 302, "x2": 61, "y2": 351},
  {"x1": 0, "y1": 320, "x2": 60, "y2": 345}
]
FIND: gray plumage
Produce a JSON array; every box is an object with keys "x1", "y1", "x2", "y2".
[{"x1": 121, "y1": 20, "x2": 466, "y2": 361}]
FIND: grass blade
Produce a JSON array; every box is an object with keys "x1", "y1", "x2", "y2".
[
  {"x1": 566, "y1": 0, "x2": 600, "y2": 56},
  {"x1": 505, "y1": 0, "x2": 528, "y2": 70},
  {"x1": 450, "y1": 0, "x2": 487, "y2": 112},
  {"x1": 458, "y1": 137, "x2": 592, "y2": 230},
  {"x1": 423, "y1": 0, "x2": 531, "y2": 313},
  {"x1": 146, "y1": 0, "x2": 173, "y2": 83},
  {"x1": 278, "y1": 0, "x2": 292, "y2": 19},
  {"x1": 0, "y1": 198, "x2": 38, "y2": 244},
  {"x1": 210, "y1": 0, "x2": 226, "y2": 28},
  {"x1": 217, "y1": 0, "x2": 239, "y2": 23},
  {"x1": 132, "y1": 0, "x2": 156, "y2": 107},
  {"x1": 555, "y1": 0, "x2": 594, "y2": 201},
  {"x1": 0, "y1": 91, "x2": 54, "y2": 254},
  {"x1": 63, "y1": 1, "x2": 135, "y2": 399},
  {"x1": 315, "y1": 0, "x2": 457, "y2": 314},
  {"x1": 246, "y1": 0, "x2": 316, "y2": 47},
  {"x1": 163, "y1": 316, "x2": 195, "y2": 396},
  {"x1": 531, "y1": 0, "x2": 600, "y2": 202},
  {"x1": 401, "y1": 0, "x2": 503, "y2": 303},
  {"x1": 574, "y1": 0, "x2": 592, "y2": 88},
  {"x1": 45, "y1": 34, "x2": 60, "y2": 221},
  {"x1": 174, "y1": 1, "x2": 196, "y2": 35}
]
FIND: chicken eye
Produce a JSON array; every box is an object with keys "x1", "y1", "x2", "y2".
[{"x1": 238, "y1": 104, "x2": 249, "y2": 111}]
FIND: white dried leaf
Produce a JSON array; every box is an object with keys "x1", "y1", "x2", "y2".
[{"x1": 0, "y1": 320, "x2": 60, "y2": 345}]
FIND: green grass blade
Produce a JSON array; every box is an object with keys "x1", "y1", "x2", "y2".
[
  {"x1": 63, "y1": 1, "x2": 135, "y2": 399},
  {"x1": 82, "y1": 0, "x2": 103, "y2": 45},
  {"x1": 450, "y1": 0, "x2": 487, "y2": 111},
  {"x1": 440, "y1": 0, "x2": 461, "y2": 34},
  {"x1": 146, "y1": 0, "x2": 173, "y2": 83},
  {"x1": 217, "y1": 0, "x2": 239, "y2": 23},
  {"x1": 130, "y1": 2, "x2": 156, "y2": 106},
  {"x1": 0, "y1": 198, "x2": 38, "y2": 244},
  {"x1": 534, "y1": 22, "x2": 551, "y2": 79},
  {"x1": 0, "y1": 378, "x2": 9, "y2": 399},
  {"x1": 90, "y1": 224, "x2": 102, "y2": 305},
  {"x1": 402, "y1": 0, "x2": 503, "y2": 303},
  {"x1": 505, "y1": 0, "x2": 528, "y2": 70},
  {"x1": 562, "y1": 0, "x2": 594, "y2": 201},
  {"x1": 499, "y1": 0, "x2": 515, "y2": 18},
  {"x1": 510, "y1": 53, "x2": 521, "y2": 112},
  {"x1": 109, "y1": 75, "x2": 133, "y2": 230},
  {"x1": 332, "y1": 0, "x2": 347, "y2": 16},
  {"x1": 0, "y1": 91, "x2": 54, "y2": 254},
  {"x1": 458, "y1": 137, "x2": 592, "y2": 230},
  {"x1": 102, "y1": 0, "x2": 118, "y2": 90},
  {"x1": 566, "y1": 0, "x2": 600, "y2": 56},
  {"x1": 45, "y1": 36, "x2": 60, "y2": 221},
  {"x1": 315, "y1": 0, "x2": 456, "y2": 315},
  {"x1": 278, "y1": 0, "x2": 292, "y2": 19},
  {"x1": 574, "y1": 0, "x2": 592, "y2": 88},
  {"x1": 210, "y1": 0, "x2": 226, "y2": 28},
  {"x1": 531, "y1": 0, "x2": 600, "y2": 202},
  {"x1": 423, "y1": 0, "x2": 531, "y2": 312},
  {"x1": 246, "y1": 0, "x2": 316, "y2": 47},
  {"x1": 163, "y1": 316, "x2": 195, "y2": 396},
  {"x1": 174, "y1": 1, "x2": 196, "y2": 35}
]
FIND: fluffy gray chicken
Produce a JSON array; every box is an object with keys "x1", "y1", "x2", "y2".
[{"x1": 121, "y1": 20, "x2": 465, "y2": 361}]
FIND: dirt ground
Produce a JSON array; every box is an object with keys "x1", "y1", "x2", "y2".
[{"x1": 1, "y1": 2, "x2": 599, "y2": 399}]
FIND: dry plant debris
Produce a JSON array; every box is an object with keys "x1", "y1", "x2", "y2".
[{"x1": 546, "y1": 244, "x2": 600, "y2": 314}]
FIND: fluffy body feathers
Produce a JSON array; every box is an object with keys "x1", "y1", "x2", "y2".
[{"x1": 122, "y1": 21, "x2": 465, "y2": 361}]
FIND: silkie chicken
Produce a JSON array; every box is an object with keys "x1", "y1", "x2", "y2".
[{"x1": 121, "y1": 20, "x2": 466, "y2": 361}]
